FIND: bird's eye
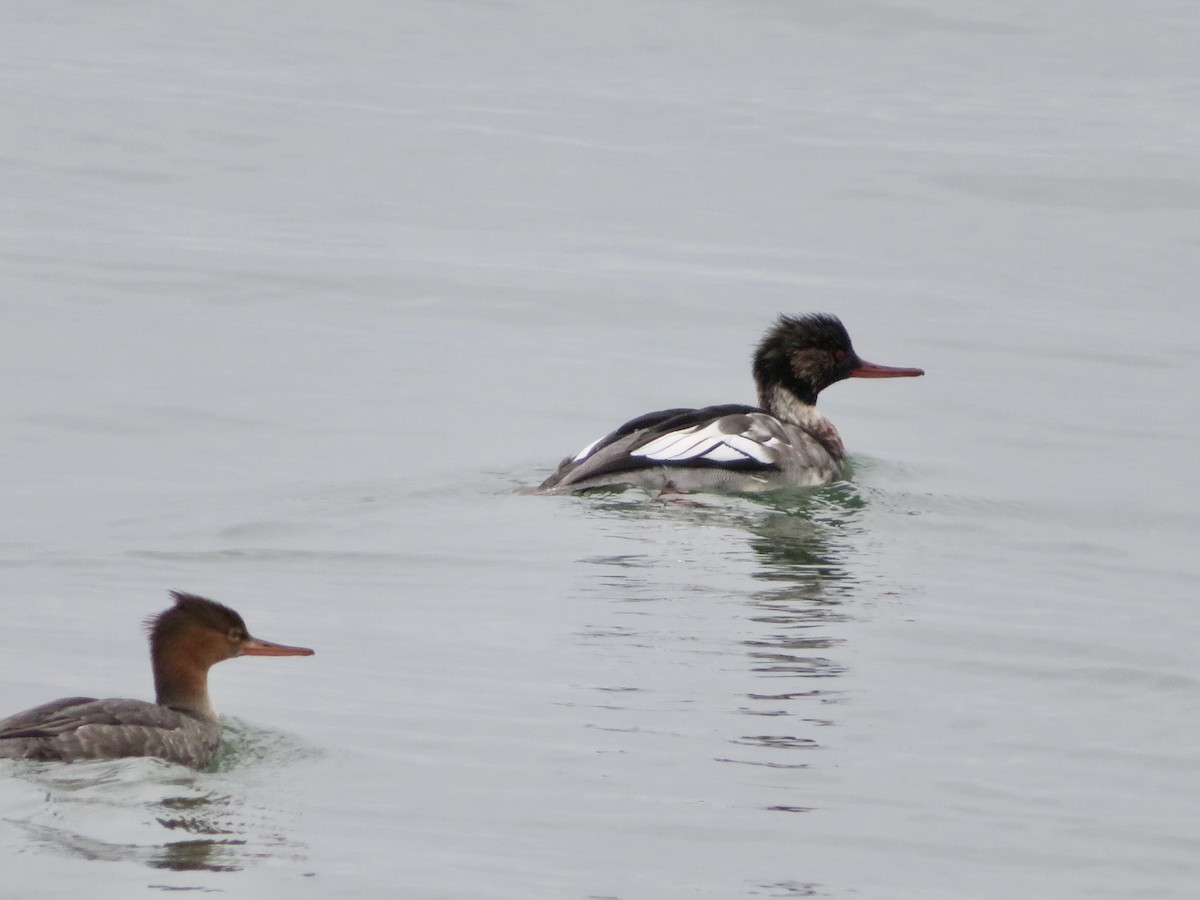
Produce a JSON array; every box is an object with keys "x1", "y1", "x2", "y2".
[{"x1": 833, "y1": 349, "x2": 847, "y2": 362}]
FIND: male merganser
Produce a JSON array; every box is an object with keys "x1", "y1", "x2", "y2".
[
  {"x1": 536, "y1": 313, "x2": 923, "y2": 494},
  {"x1": 0, "y1": 592, "x2": 313, "y2": 770}
]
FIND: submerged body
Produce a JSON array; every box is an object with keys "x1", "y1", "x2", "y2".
[
  {"x1": 0, "y1": 696, "x2": 223, "y2": 768},
  {"x1": 540, "y1": 401, "x2": 844, "y2": 494},
  {"x1": 536, "y1": 313, "x2": 923, "y2": 494},
  {"x1": 0, "y1": 592, "x2": 313, "y2": 769}
]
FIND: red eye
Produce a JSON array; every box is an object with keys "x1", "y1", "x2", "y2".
[{"x1": 833, "y1": 349, "x2": 847, "y2": 362}]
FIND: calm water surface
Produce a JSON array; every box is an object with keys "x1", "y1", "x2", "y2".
[{"x1": 1, "y1": 2, "x2": 1197, "y2": 898}]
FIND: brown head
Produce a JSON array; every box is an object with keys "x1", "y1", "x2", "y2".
[
  {"x1": 146, "y1": 591, "x2": 314, "y2": 715},
  {"x1": 752, "y1": 313, "x2": 924, "y2": 407}
]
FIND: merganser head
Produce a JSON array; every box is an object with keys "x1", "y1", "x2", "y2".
[
  {"x1": 752, "y1": 313, "x2": 924, "y2": 407},
  {"x1": 147, "y1": 592, "x2": 313, "y2": 715}
]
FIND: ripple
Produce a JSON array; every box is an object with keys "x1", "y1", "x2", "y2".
[
  {"x1": 713, "y1": 757, "x2": 809, "y2": 770},
  {"x1": 733, "y1": 734, "x2": 821, "y2": 751},
  {"x1": 748, "y1": 880, "x2": 824, "y2": 897}
]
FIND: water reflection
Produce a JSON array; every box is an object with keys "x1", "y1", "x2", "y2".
[
  {"x1": 0, "y1": 721, "x2": 311, "y2": 874},
  {"x1": 733, "y1": 487, "x2": 865, "y2": 765},
  {"x1": 15, "y1": 818, "x2": 247, "y2": 873},
  {"x1": 570, "y1": 482, "x2": 869, "y2": 803}
]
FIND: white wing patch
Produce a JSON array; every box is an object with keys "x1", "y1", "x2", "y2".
[
  {"x1": 572, "y1": 435, "x2": 605, "y2": 462},
  {"x1": 632, "y1": 420, "x2": 777, "y2": 466}
]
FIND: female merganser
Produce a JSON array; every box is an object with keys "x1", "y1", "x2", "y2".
[
  {"x1": 536, "y1": 313, "x2": 923, "y2": 494},
  {"x1": 0, "y1": 592, "x2": 313, "y2": 770}
]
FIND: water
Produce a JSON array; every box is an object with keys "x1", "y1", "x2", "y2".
[{"x1": 2, "y1": 1, "x2": 1198, "y2": 897}]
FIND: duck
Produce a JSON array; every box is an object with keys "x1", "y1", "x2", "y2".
[
  {"x1": 0, "y1": 592, "x2": 313, "y2": 769},
  {"x1": 535, "y1": 313, "x2": 923, "y2": 494}
]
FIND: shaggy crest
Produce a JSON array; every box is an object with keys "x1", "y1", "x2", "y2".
[
  {"x1": 145, "y1": 592, "x2": 248, "y2": 646},
  {"x1": 752, "y1": 312, "x2": 858, "y2": 404}
]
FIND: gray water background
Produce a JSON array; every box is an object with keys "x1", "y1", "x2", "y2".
[{"x1": 1, "y1": 2, "x2": 1197, "y2": 897}]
